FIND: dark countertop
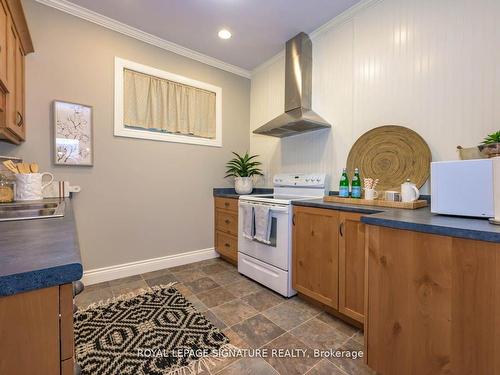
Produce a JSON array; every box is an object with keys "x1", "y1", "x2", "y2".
[
  {"x1": 0, "y1": 198, "x2": 83, "y2": 296},
  {"x1": 293, "y1": 199, "x2": 500, "y2": 244},
  {"x1": 213, "y1": 187, "x2": 273, "y2": 199}
]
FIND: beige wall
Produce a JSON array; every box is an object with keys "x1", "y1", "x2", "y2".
[
  {"x1": 250, "y1": 0, "x2": 500, "y2": 194},
  {"x1": 0, "y1": 0, "x2": 250, "y2": 270}
]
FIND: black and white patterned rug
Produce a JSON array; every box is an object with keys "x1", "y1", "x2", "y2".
[{"x1": 74, "y1": 284, "x2": 232, "y2": 375}]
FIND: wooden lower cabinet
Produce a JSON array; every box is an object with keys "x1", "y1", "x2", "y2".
[
  {"x1": 214, "y1": 197, "x2": 238, "y2": 264},
  {"x1": 215, "y1": 230, "x2": 238, "y2": 263},
  {"x1": 292, "y1": 206, "x2": 339, "y2": 309},
  {"x1": 339, "y1": 212, "x2": 365, "y2": 323},
  {"x1": 366, "y1": 225, "x2": 500, "y2": 375},
  {"x1": 292, "y1": 206, "x2": 366, "y2": 325},
  {"x1": 0, "y1": 283, "x2": 76, "y2": 374}
]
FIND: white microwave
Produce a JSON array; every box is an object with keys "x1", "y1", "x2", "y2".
[{"x1": 431, "y1": 158, "x2": 500, "y2": 218}]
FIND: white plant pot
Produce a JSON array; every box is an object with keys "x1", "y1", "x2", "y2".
[{"x1": 235, "y1": 177, "x2": 253, "y2": 194}]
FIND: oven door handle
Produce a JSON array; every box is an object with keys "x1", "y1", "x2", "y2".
[{"x1": 239, "y1": 202, "x2": 289, "y2": 213}]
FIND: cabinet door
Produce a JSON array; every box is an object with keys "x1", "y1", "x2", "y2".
[
  {"x1": 292, "y1": 206, "x2": 339, "y2": 308},
  {"x1": 0, "y1": 286, "x2": 61, "y2": 374},
  {"x1": 0, "y1": 1, "x2": 7, "y2": 88},
  {"x1": 5, "y1": 16, "x2": 22, "y2": 140},
  {"x1": 14, "y1": 35, "x2": 23, "y2": 138},
  {"x1": 338, "y1": 212, "x2": 365, "y2": 323}
]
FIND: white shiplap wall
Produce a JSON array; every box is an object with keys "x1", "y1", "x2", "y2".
[{"x1": 250, "y1": 0, "x2": 500, "y2": 193}]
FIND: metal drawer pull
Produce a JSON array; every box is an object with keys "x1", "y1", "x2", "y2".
[
  {"x1": 16, "y1": 112, "x2": 23, "y2": 127},
  {"x1": 224, "y1": 219, "x2": 231, "y2": 224},
  {"x1": 224, "y1": 243, "x2": 231, "y2": 248},
  {"x1": 224, "y1": 202, "x2": 230, "y2": 207}
]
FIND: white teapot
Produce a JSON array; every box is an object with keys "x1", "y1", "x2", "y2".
[{"x1": 401, "y1": 179, "x2": 420, "y2": 202}]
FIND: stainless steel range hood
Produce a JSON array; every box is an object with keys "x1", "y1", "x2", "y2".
[{"x1": 253, "y1": 32, "x2": 331, "y2": 138}]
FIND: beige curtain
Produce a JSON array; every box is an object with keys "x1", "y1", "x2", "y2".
[{"x1": 123, "y1": 69, "x2": 216, "y2": 139}]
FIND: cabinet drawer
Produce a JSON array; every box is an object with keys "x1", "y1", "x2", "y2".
[
  {"x1": 59, "y1": 283, "x2": 74, "y2": 361},
  {"x1": 215, "y1": 197, "x2": 238, "y2": 212},
  {"x1": 61, "y1": 357, "x2": 74, "y2": 375},
  {"x1": 215, "y1": 209, "x2": 238, "y2": 235},
  {"x1": 215, "y1": 231, "x2": 237, "y2": 262}
]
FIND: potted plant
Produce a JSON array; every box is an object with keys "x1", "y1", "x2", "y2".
[
  {"x1": 225, "y1": 152, "x2": 263, "y2": 194},
  {"x1": 478, "y1": 130, "x2": 500, "y2": 158}
]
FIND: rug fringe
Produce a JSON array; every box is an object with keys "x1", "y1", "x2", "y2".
[
  {"x1": 165, "y1": 343, "x2": 240, "y2": 375},
  {"x1": 76, "y1": 283, "x2": 178, "y2": 312}
]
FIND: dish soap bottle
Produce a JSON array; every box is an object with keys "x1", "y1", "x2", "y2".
[
  {"x1": 339, "y1": 168, "x2": 349, "y2": 197},
  {"x1": 351, "y1": 168, "x2": 361, "y2": 198}
]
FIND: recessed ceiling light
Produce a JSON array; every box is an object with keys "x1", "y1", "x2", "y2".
[{"x1": 218, "y1": 29, "x2": 232, "y2": 40}]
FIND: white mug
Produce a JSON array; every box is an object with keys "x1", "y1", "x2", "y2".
[
  {"x1": 401, "y1": 179, "x2": 420, "y2": 202},
  {"x1": 15, "y1": 172, "x2": 54, "y2": 201},
  {"x1": 364, "y1": 188, "x2": 378, "y2": 200},
  {"x1": 384, "y1": 190, "x2": 401, "y2": 202}
]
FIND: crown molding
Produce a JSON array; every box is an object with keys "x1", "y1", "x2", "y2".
[
  {"x1": 310, "y1": 0, "x2": 381, "y2": 39},
  {"x1": 251, "y1": 0, "x2": 381, "y2": 76},
  {"x1": 251, "y1": 50, "x2": 285, "y2": 76},
  {"x1": 34, "y1": 0, "x2": 252, "y2": 79}
]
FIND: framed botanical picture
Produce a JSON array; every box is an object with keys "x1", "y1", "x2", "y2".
[{"x1": 53, "y1": 100, "x2": 93, "y2": 166}]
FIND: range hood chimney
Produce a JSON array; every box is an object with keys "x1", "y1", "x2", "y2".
[{"x1": 253, "y1": 32, "x2": 331, "y2": 138}]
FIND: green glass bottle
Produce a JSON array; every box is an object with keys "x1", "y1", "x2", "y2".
[
  {"x1": 351, "y1": 168, "x2": 361, "y2": 198},
  {"x1": 339, "y1": 168, "x2": 349, "y2": 198}
]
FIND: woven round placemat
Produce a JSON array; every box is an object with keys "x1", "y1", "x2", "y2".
[{"x1": 347, "y1": 125, "x2": 431, "y2": 191}]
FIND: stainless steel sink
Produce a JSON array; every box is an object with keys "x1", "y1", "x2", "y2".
[{"x1": 0, "y1": 201, "x2": 65, "y2": 222}]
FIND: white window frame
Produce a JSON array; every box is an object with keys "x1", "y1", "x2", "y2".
[{"x1": 114, "y1": 57, "x2": 222, "y2": 147}]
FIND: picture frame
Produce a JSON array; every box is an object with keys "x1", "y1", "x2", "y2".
[{"x1": 53, "y1": 100, "x2": 93, "y2": 166}]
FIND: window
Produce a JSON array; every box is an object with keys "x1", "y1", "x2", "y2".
[{"x1": 114, "y1": 57, "x2": 222, "y2": 147}]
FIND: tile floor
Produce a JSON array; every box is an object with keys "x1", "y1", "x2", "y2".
[{"x1": 75, "y1": 257, "x2": 375, "y2": 375}]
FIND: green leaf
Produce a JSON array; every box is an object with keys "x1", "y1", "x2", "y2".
[
  {"x1": 482, "y1": 130, "x2": 500, "y2": 144},
  {"x1": 224, "y1": 151, "x2": 263, "y2": 179}
]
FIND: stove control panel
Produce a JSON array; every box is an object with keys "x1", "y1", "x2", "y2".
[{"x1": 273, "y1": 173, "x2": 327, "y2": 187}]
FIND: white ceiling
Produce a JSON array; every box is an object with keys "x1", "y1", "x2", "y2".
[{"x1": 66, "y1": 0, "x2": 362, "y2": 70}]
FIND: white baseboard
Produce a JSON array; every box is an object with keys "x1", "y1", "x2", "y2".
[{"x1": 82, "y1": 247, "x2": 218, "y2": 285}]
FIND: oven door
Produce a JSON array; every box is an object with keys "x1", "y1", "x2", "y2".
[{"x1": 238, "y1": 200, "x2": 291, "y2": 271}]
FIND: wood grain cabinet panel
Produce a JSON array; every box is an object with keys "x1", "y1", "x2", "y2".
[
  {"x1": 366, "y1": 225, "x2": 500, "y2": 375},
  {"x1": 59, "y1": 283, "x2": 74, "y2": 361},
  {"x1": 0, "y1": 286, "x2": 61, "y2": 375},
  {"x1": 214, "y1": 197, "x2": 239, "y2": 265},
  {"x1": 292, "y1": 206, "x2": 339, "y2": 308},
  {"x1": 0, "y1": 1, "x2": 8, "y2": 88},
  {"x1": 215, "y1": 197, "x2": 238, "y2": 212},
  {"x1": 61, "y1": 358, "x2": 74, "y2": 375},
  {"x1": 215, "y1": 230, "x2": 238, "y2": 263},
  {"x1": 0, "y1": 0, "x2": 32, "y2": 144},
  {"x1": 4, "y1": 16, "x2": 17, "y2": 134},
  {"x1": 14, "y1": 34, "x2": 23, "y2": 137},
  {"x1": 338, "y1": 212, "x2": 365, "y2": 323},
  {"x1": 215, "y1": 210, "x2": 238, "y2": 236}
]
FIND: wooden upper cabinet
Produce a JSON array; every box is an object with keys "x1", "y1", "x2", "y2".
[
  {"x1": 338, "y1": 212, "x2": 366, "y2": 323},
  {"x1": 14, "y1": 35, "x2": 23, "y2": 134},
  {"x1": 0, "y1": 0, "x2": 32, "y2": 144},
  {"x1": 292, "y1": 206, "x2": 339, "y2": 308},
  {"x1": 4, "y1": 15, "x2": 21, "y2": 140},
  {"x1": 0, "y1": 1, "x2": 7, "y2": 88}
]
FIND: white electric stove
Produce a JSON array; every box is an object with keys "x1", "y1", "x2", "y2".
[{"x1": 238, "y1": 173, "x2": 328, "y2": 297}]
